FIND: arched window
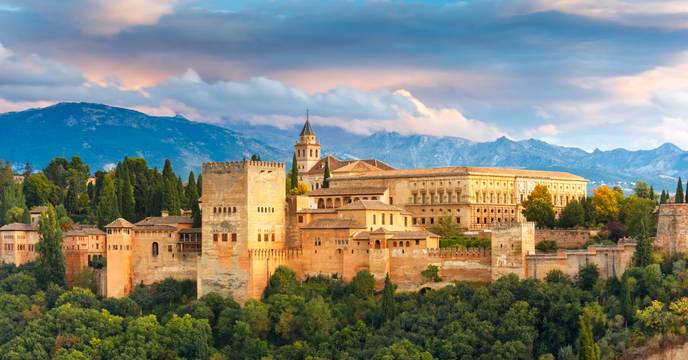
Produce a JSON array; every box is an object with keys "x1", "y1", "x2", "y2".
[
  {"x1": 375, "y1": 240, "x2": 381, "y2": 249},
  {"x1": 406, "y1": 241, "x2": 410, "y2": 247},
  {"x1": 326, "y1": 198, "x2": 333, "y2": 208},
  {"x1": 393, "y1": 241, "x2": 397, "y2": 247},
  {"x1": 152, "y1": 242, "x2": 159, "y2": 256},
  {"x1": 317, "y1": 198, "x2": 325, "y2": 209}
]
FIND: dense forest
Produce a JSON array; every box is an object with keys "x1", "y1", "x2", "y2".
[{"x1": 2, "y1": 252, "x2": 688, "y2": 359}]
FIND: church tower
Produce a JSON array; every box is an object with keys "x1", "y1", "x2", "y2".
[{"x1": 294, "y1": 112, "x2": 321, "y2": 173}]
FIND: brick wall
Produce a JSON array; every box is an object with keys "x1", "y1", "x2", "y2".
[{"x1": 535, "y1": 229, "x2": 597, "y2": 249}]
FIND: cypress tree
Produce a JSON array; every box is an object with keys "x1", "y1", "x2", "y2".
[
  {"x1": 619, "y1": 275, "x2": 634, "y2": 323},
  {"x1": 381, "y1": 273, "x2": 396, "y2": 322},
  {"x1": 649, "y1": 185, "x2": 655, "y2": 202},
  {"x1": 97, "y1": 175, "x2": 120, "y2": 228},
  {"x1": 23, "y1": 162, "x2": 31, "y2": 178},
  {"x1": 120, "y1": 173, "x2": 136, "y2": 221},
  {"x1": 64, "y1": 177, "x2": 80, "y2": 215},
  {"x1": 36, "y1": 204, "x2": 66, "y2": 287},
  {"x1": 322, "y1": 160, "x2": 331, "y2": 189},
  {"x1": 161, "y1": 160, "x2": 182, "y2": 215},
  {"x1": 186, "y1": 171, "x2": 201, "y2": 228},
  {"x1": 578, "y1": 311, "x2": 601, "y2": 360},
  {"x1": 290, "y1": 152, "x2": 299, "y2": 190},
  {"x1": 660, "y1": 190, "x2": 666, "y2": 204},
  {"x1": 197, "y1": 173, "x2": 203, "y2": 196},
  {"x1": 676, "y1": 177, "x2": 684, "y2": 203}
]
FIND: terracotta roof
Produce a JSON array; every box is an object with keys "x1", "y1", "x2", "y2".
[
  {"x1": 301, "y1": 218, "x2": 366, "y2": 229},
  {"x1": 81, "y1": 227, "x2": 106, "y2": 235},
  {"x1": 179, "y1": 228, "x2": 201, "y2": 234},
  {"x1": 133, "y1": 225, "x2": 177, "y2": 231},
  {"x1": 303, "y1": 156, "x2": 394, "y2": 176},
  {"x1": 0, "y1": 223, "x2": 36, "y2": 231},
  {"x1": 105, "y1": 218, "x2": 134, "y2": 228},
  {"x1": 308, "y1": 186, "x2": 387, "y2": 196},
  {"x1": 331, "y1": 166, "x2": 586, "y2": 181},
  {"x1": 353, "y1": 230, "x2": 437, "y2": 240},
  {"x1": 337, "y1": 200, "x2": 405, "y2": 212},
  {"x1": 297, "y1": 208, "x2": 337, "y2": 214},
  {"x1": 64, "y1": 229, "x2": 88, "y2": 237},
  {"x1": 30, "y1": 206, "x2": 48, "y2": 214},
  {"x1": 135, "y1": 215, "x2": 193, "y2": 226}
]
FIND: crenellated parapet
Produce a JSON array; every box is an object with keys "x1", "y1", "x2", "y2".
[
  {"x1": 203, "y1": 160, "x2": 285, "y2": 172},
  {"x1": 425, "y1": 247, "x2": 491, "y2": 258}
]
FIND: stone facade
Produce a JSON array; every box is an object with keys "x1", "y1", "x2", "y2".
[
  {"x1": 0, "y1": 223, "x2": 39, "y2": 265},
  {"x1": 525, "y1": 239, "x2": 636, "y2": 280},
  {"x1": 656, "y1": 204, "x2": 688, "y2": 256},
  {"x1": 63, "y1": 226, "x2": 106, "y2": 285},
  {"x1": 534, "y1": 229, "x2": 597, "y2": 249}
]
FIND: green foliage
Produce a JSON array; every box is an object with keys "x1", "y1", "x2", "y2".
[
  {"x1": 351, "y1": 269, "x2": 375, "y2": 298},
  {"x1": 440, "y1": 235, "x2": 490, "y2": 248},
  {"x1": 676, "y1": 177, "x2": 684, "y2": 203},
  {"x1": 536, "y1": 240, "x2": 559, "y2": 253},
  {"x1": 381, "y1": 273, "x2": 395, "y2": 322},
  {"x1": 421, "y1": 265, "x2": 442, "y2": 282},
  {"x1": 56, "y1": 287, "x2": 99, "y2": 309},
  {"x1": 522, "y1": 185, "x2": 556, "y2": 228},
  {"x1": 0, "y1": 182, "x2": 27, "y2": 225},
  {"x1": 264, "y1": 266, "x2": 299, "y2": 298},
  {"x1": 577, "y1": 263, "x2": 600, "y2": 292},
  {"x1": 621, "y1": 195, "x2": 656, "y2": 238},
  {"x1": 633, "y1": 181, "x2": 653, "y2": 200},
  {"x1": 289, "y1": 152, "x2": 299, "y2": 191},
  {"x1": 431, "y1": 215, "x2": 460, "y2": 239},
  {"x1": 23, "y1": 173, "x2": 60, "y2": 208},
  {"x1": 559, "y1": 199, "x2": 585, "y2": 228},
  {"x1": 186, "y1": 171, "x2": 201, "y2": 227},
  {"x1": 578, "y1": 305, "x2": 601, "y2": 360},
  {"x1": 96, "y1": 175, "x2": 120, "y2": 228},
  {"x1": 322, "y1": 160, "x2": 331, "y2": 188},
  {"x1": 36, "y1": 204, "x2": 65, "y2": 287}
]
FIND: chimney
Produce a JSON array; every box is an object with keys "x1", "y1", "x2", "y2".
[{"x1": 161, "y1": 210, "x2": 169, "y2": 218}]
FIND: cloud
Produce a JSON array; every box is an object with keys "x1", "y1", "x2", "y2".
[
  {"x1": 3, "y1": 0, "x2": 182, "y2": 36},
  {"x1": 0, "y1": 43, "x2": 84, "y2": 86},
  {"x1": 523, "y1": 0, "x2": 688, "y2": 29}
]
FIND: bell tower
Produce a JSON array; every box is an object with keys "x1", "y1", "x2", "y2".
[{"x1": 294, "y1": 110, "x2": 321, "y2": 173}]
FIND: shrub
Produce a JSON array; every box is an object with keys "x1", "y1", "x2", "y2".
[
  {"x1": 535, "y1": 240, "x2": 558, "y2": 252},
  {"x1": 421, "y1": 265, "x2": 442, "y2": 283}
]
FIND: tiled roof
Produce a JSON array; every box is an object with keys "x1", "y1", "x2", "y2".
[
  {"x1": 331, "y1": 166, "x2": 586, "y2": 181},
  {"x1": 337, "y1": 200, "x2": 405, "y2": 212},
  {"x1": 303, "y1": 156, "x2": 394, "y2": 175},
  {"x1": 308, "y1": 186, "x2": 387, "y2": 196},
  {"x1": 0, "y1": 223, "x2": 36, "y2": 231},
  {"x1": 301, "y1": 218, "x2": 366, "y2": 229},
  {"x1": 135, "y1": 215, "x2": 193, "y2": 226},
  {"x1": 133, "y1": 224, "x2": 178, "y2": 231},
  {"x1": 179, "y1": 228, "x2": 201, "y2": 234},
  {"x1": 64, "y1": 229, "x2": 88, "y2": 237},
  {"x1": 300, "y1": 118, "x2": 315, "y2": 136},
  {"x1": 105, "y1": 218, "x2": 134, "y2": 228},
  {"x1": 30, "y1": 205, "x2": 48, "y2": 214},
  {"x1": 297, "y1": 208, "x2": 337, "y2": 214},
  {"x1": 353, "y1": 230, "x2": 437, "y2": 240}
]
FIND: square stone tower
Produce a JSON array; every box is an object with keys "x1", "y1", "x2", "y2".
[
  {"x1": 198, "y1": 160, "x2": 286, "y2": 302},
  {"x1": 656, "y1": 204, "x2": 688, "y2": 256},
  {"x1": 104, "y1": 218, "x2": 134, "y2": 297},
  {"x1": 490, "y1": 222, "x2": 535, "y2": 280}
]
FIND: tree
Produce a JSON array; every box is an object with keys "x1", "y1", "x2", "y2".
[
  {"x1": 250, "y1": 154, "x2": 261, "y2": 161},
  {"x1": 96, "y1": 175, "x2": 120, "y2": 228},
  {"x1": 289, "y1": 153, "x2": 299, "y2": 191},
  {"x1": 161, "y1": 160, "x2": 182, "y2": 215},
  {"x1": 621, "y1": 195, "x2": 656, "y2": 238},
  {"x1": 0, "y1": 182, "x2": 27, "y2": 225},
  {"x1": 523, "y1": 198, "x2": 555, "y2": 228},
  {"x1": 675, "y1": 177, "x2": 684, "y2": 203},
  {"x1": 288, "y1": 182, "x2": 309, "y2": 196},
  {"x1": 592, "y1": 186, "x2": 623, "y2": 222},
  {"x1": 578, "y1": 309, "x2": 601, "y2": 360},
  {"x1": 421, "y1": 265, "x2": 442, "y2": 282},
  {"x1": 351, "y1": 269, "x2": 375, "y2": 298},
  {"x1": 23, "y1": 173, "x2": 60, "y2": 208},
  {"x1": 322, "y1": 160, "x2": 331, "y2": 188},
  {"x1": 36, "y1": 204, "x2": 66, "y2": 287},
  {"x1": 431, "y1": 216, "x2": 460, "y2": 239},
  {"x1": 0, "y1": 161, "x2": 14, "y2": 190},
  {"x1": 522, "y1": 185, "x2": 555, "y2": 228},
  {"x1": 23, "y1": 162, "x2": 32, "y2": 178},
  {"x1": 381, "y1": 273, "x2": 396, "y2": 322},
  {"x1": 264, "y1": 266, "x2": 298, "y2": 298},
  {"x1": 660, "y1": 190, "x2": 668, "y2": 204},
  {"x1": 559, "y1": 199, "x2": 585, "y2": 228},
  {"x1": 119, "y1": 173, "x2": 136, "y2": 221},
  {"x1": 186, "y1": 171, "x2": 201, "y2": 228},
  {"x1": 4, "y1": 207, "x2": 25, "y2": 224},
  {"x1": 577, "y1": 263, "x2": 599, "y2": 292},
  {"x1": 633, "y1": 181, "x2": 652, "y2": 199},
  {"x1": 634, "y1": 224, "x2": 653, "y2": 268}
]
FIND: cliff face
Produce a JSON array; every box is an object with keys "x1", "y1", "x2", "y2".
[{"x1": 622, "y1": 340, "x2": 688, "y2": 360}]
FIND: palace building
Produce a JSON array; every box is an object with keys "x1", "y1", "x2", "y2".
[{"x1": 0, "y1": 117, "x2": 638, "y2": 303}]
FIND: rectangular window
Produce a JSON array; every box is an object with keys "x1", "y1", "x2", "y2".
[
  {"x1": 373, "y1": 214, "x2": 376, "y2": 224},
  {"x1": 390, "y1": 197, "x2": 394, "y2": 204},
  {"x1": 430, "y1": 218, "x2": 435, "y2": 225},
  {"x1": 232, "y1": 233, "x2": 237, "y2": 242},
  {"x1": 404, "y1": 217, "x2": 408, "y2": 226},
  {"x1": 222, "y1": 233, "x2": 228, "y2": 242},
  {"x1": 264, "y1": 233, "x2": 269, "y2": 242},
  {"x1": 213, "y1": 234, "x2": 219, "y2": 242},
  {"x1": 298, "y1": 215, "x2": 304, "y2": 223},
  {"x1": 272, "y1": 233, "x2": 275, "y2": 242},
  {"x1": 381, "y1": 214, "x2": 385, "y2": 225},
  {"x1": 421, "y1": 218, "x2": 426, "y2": 225},
  {"x1": 390, "y1": 215, "x2": 394, "y2": 225},
  {"x1": 168, "y1": 245, "x2": 173, "y2": 252}
]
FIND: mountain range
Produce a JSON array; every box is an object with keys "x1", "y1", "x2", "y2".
[{"x1": 1, "y1": 102, "x2": 686, "y2": 192}]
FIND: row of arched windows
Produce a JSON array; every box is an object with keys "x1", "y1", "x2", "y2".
[
  {"x1": 296, "y1": 148, "x2": 319, "y2": 158},
  {"x1": 257, "y1": 207, "x2": 275, "y2": 213},
  {"x1": 213, "y1": 206, "x2": 237, "y2": 214}
]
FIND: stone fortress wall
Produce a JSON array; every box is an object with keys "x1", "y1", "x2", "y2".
[{"x1": 534, "y1": 229, "x2": 598, "y2": 249}]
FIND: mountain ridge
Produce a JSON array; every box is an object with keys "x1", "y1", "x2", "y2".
[{"x1": 1, "y1": 102, "x2": 685, "y2": 191}]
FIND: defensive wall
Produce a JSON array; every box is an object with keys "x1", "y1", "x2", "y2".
[
  {"x1": 534, "y1": 229, "x2": 598, "y2": 249},
  {"x1": 524, "y1": 239, "x2": 636, "y2": 280}
]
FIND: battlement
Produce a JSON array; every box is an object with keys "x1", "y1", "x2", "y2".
[
  {"x1": 203, "y1": 160, "x2": 285, "y2": 172},
  {"x1": 248, "y1": 247, "x2": 303, "y2": 260},
  {"x1": 426, "y1": 247, "x2": 490, "y2": 258}
]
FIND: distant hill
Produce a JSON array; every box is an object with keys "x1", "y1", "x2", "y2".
[
  {"x1": 1, "y1": 102, "x2": 687, "y2": 191},
  {"x1": 0, "y1": 102, "x2": 286, "y2": 175}
]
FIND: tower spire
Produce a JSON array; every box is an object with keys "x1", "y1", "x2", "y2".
[{"x1": 300, "y1": 108, "x2": 315, "y2": 136}]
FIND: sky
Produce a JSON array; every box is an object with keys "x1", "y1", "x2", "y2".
[{"x1": 2, "y1": 0, "x2": 688, "y2": 151}]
